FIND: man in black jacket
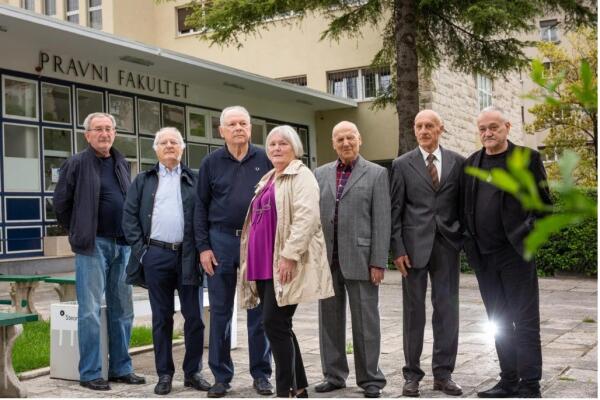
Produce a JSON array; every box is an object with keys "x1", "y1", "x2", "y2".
[
  {"x1": 54, "y1": 112, "x2": 145, "y2": 391},
  {"x1": 122, "y1": 127, "x2": 209, "y2": 395},
  {"x1": 461, "y1": 106, "x2": 551, "y2": 398}
]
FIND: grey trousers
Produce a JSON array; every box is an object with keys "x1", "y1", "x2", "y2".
[
  {"x1": 402, "y1": 234, "x2": 460, "y2": 381},
  {"x1": 318, "y1": 267, "x2": 386, "y2": 389}
]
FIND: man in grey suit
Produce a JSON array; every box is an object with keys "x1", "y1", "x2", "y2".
[
  {"x1": 390, "y1": 110, "x2": 465, "y2": 397},
  {"x1": 314, "y1": 121, "x2": 390, "y2": 399}
]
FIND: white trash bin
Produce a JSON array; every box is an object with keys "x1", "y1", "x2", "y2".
[{"x1": 50, "y1": 302, "x2": 108, "y2": 381}]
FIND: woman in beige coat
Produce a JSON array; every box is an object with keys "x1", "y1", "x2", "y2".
[{"x1": 239, "y1": 125, "x2": 334, "y2": 397}]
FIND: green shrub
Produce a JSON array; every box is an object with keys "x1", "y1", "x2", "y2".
[{"x1": 535, "y1": 187, "x2": 597, "y2": 277}]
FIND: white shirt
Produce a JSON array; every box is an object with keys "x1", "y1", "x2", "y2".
[
  {"x1": 418, "y1": 146, "x2": 442, "y2": 182},
  {"x1": 150, "y1": 163, "x2": 184, "y2": 243}
]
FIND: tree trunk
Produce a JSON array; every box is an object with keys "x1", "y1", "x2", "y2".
[{"x1": 394, "y1": 0, "x2": 419, "y2": 156}]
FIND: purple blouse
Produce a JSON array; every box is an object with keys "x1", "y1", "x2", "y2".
[{"x1": 247, "y1": 178, "x2": 277, "y2": 281}]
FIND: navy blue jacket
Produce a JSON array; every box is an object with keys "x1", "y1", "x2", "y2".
[
  {"x1": 54, "y1": 146, "x2": 130, "y2": 255},
  {"x1": 194, "y1": 144, "x2": 272, "y2": 253},
  {"x1": 122, "y1": 163, "x2": 201, "y2": 287}
]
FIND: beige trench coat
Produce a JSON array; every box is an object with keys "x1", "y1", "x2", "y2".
[{"x1": 239, "y1": 159, "x2": 334, "y2": 308}]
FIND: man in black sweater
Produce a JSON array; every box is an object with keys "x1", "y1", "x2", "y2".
[{"x1": 461, "y1": 106, "x2": 551, "y2": 398}]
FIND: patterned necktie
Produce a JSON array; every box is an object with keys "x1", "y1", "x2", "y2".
[{"x1": 427, "y1": 153, "x2": 439, "y2": 190}]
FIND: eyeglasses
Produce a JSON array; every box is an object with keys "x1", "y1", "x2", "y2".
[{"x1": 89, "y1": 126, "x2": 115, "y2": 133}]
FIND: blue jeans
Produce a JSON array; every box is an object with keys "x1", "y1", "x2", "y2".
[{"x1": 75, "y1": 237, "x2": 133, "y2": 382}]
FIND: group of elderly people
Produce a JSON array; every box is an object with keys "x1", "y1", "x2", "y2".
[{"x1": 55, "y1": 104, "x2": 549, "y2": 398}]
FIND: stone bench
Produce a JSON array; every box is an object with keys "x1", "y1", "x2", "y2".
[
  {"x1": 0, "y1": 276, "x2": 50, "y2": 315},
  {"x1": 0, "y1": 312, "x2": 38, "y2": 398},
  {"x1": 43, "y1": 276, "x2": 76, "y2": 302}
]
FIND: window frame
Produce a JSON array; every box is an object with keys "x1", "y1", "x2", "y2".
[
  {"x1": 44, "y1": 0, "x2": 56, "y2": 16},
  {"x1": 2, "y1": 75, "x2": 39, "y2": 122},
  {"x1": 539, "y1": 19, "x2": 559, "y2": 42},
  {"x1": 326, "y1": 67, "x2": 391, "y2": 101},
  {"x1": 476, "y1": 73, "x2": 493, "y2": 111},
  {"x1": 41, "y1": 82, "x2": 72, "y2": 125},
  {"x1": 2, "y1": 122, "x2": 41, "y2": 193},
  {"x1": 65, "y1": 0, "x2": 80, "y2": 24},
  {"x1": 88, "y1": 0, "x2": 103, "y2": 29}
]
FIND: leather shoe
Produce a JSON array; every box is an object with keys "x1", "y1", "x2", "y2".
[
  {"x1": 80, "y1": 378, "x2": 111, "y2": 391},
  {"x1": 253, "y1": 378, "x2": 274, "y2": 395},
  {"x1": 184, "y1": 372, "x2": 211, "y2": 391},
  {"x1": 364, "y1": 385, "x2": 382, "y2": 398},
  {"x1": 208, "y1": 382, "x2": 231, "y2": 398},
  {"x1": 154, "y1": 375, "x2": 172, "y2": 395},
  {"x1": 433, "y1": 378, "x2": 463, "y2": 396},
  {"x1": 402, "y1": 380, "x2": 420, "y2": 397},
  {"x1": 315, "y1": 381, "x2": 345, "y2": 393},
  {"x1": 109, "y1": 372, "x2": 146, "y2": 384},
  {"x1": 477, "y1": 382, "x2": 518, "y2": 398}
]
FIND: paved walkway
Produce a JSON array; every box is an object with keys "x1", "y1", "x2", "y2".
[{"x1": 6, "y1": 270, "x2": 597, "y2": 398}]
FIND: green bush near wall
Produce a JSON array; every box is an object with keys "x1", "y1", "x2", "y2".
[{"x1": 535, "y1": 187, "x2": 597, "y2": 277}]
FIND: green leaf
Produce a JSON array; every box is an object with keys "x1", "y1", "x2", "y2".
[{"x1": 489, "y1": 168, "x2": 520, "y2": 195}]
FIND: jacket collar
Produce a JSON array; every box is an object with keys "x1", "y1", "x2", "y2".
[
  {"x1": 84, "y1": 145, "x2": 126, "y2": 163},
  {"x1": 148, "y1": 162, "x2": 195, "y2": 185}
]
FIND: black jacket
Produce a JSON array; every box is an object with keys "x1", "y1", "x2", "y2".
[
  {"x1": 461, "y1": 141, "x2": 552, "y2": 268},
  {"x1": 53, "y1": 146, "x2": 130, "y2": 255},
  {"x1": 122, "y1": 163, "x2": 201, "y2": 287}
]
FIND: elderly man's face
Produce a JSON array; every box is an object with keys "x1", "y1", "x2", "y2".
[
  {"x1": 414, "y1": 111, "x2": 443, "y2": 153},
  {"x1": 85, "y1": 116, "x2": 115, "y2": 157},
  {"x1": 477, "y1": 111, "x2": 511, "y2": 155},
  {"x1": 155, "y1": 131, "x2": 183, "y2": 167},
  {"x1": 332, "y1": 124, "x2": 362, "y2": 164},
  {"x1": 219, "y1": 110, "x2": 251, "y2": 146}
]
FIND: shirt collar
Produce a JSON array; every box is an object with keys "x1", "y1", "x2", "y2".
[
  {"x1": 158, "y1": 163, "x2": 181, "y2": 177},
  {"x1": 418, "y1": 146, "x2": 442, "y2": 162},
  {"x1": 336, "y1": 157, "x2": 358, "y2": 171}
]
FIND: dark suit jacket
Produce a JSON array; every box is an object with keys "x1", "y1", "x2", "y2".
[
  {"x1": 460, "y1": 141, "x2": 552, "y2": 269},
  {"x1": 390, "y1": 146, "x2": 465, "y2": 269}
]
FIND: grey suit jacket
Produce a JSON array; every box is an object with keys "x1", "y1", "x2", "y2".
[
  {"x1": 315, "y1": 155, "x2": 391, "y2": 281},
  {"x1": 390, "y1": 146, "x2": 465, "y2": 269}
]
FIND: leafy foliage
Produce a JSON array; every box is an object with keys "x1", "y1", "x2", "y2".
[{"x1": 525, "y1": 27, "x2": 597, "y2": 186}]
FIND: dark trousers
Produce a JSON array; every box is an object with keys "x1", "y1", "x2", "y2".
[
  {"x1": 475, "y1": 246, "x2": 542, "y2": 390},
  {"x1": 207, "y1": 229, "x2": 272, "y2": 384},
  {"x1": 256, "y1": 280, "x2": 307, "y2": 397},
  {"x1": 402, "y1": 234, "x2": 460, "y2": 381},
  {"x1": 144, "y1": 245, "x2": 203, "y2": 377}
]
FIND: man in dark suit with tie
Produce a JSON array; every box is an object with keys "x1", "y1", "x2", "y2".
[{"x1": 390, "y1": 110, "x2": 465, "y2": 397}]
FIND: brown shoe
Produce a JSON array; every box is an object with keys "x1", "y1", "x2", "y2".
[
  {"x1": 433, "y1": 378, "x2": 463, "y2": 396},
  {"x1": 402, "y1": 380, "x2": 420, "y2": 397}
]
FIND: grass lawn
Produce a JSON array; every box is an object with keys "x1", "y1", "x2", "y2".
[{"x1": 12, "y1": 320, "x2": 167, "y2": 374}]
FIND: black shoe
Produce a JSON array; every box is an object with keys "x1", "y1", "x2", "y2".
[
  {"x1": 364, "y1": 385, "x2": 382, "y2": 398},
  {"x1": 80, "y1": 378, "x2": 111, "y2": 391},
  {"x1": 208, "y1": 382, "x2": 231, "y2": 398},
  {"x1": 478, "y1": 382, "x2": 518, "y2": 398},
  {"x1": 109, "y1": 372, "x2": 146, "y2": 384},
  {"x1": 315, "y1": 381, "x2": 345, "y2": 393},
  {"x1": 154, "y1": 375, "x2": 172, "y2": 396},
  {"x1": 184, "y1": 372, "x2": 211, "y2": 391},
  {"x1": 295, "y1": 388, "x2": 309, "y2": 398},
  {"x1": 402, "y1": 380, "x2": 420, "y2": 397},
  {"x1": 253, "y1": 378, "x2": 274, "y2": 395},
  {"x1": 433, "y1": 378, "x2": 463, "y2": 396}
]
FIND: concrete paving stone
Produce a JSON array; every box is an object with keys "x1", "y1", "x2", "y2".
[
  {"x1": 562, "y1": 367, "x2": 598, "y2": 382},
  {"x1": 580, "y1": 346, "x2": 598, "y2": 362},
  {"x1": 543, "y1": 380, "x2": 597, "y2": 398},
  {"x1": 553, "y1": 331, "x2": 599, "y2": 346}
]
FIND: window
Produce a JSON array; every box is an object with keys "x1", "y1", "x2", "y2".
[
  {"x1": 77, "y1": 89, "x2": 104, "y2": 126},
  {"x1": 3, "y1": 123, "x2": 40, "y2": 192},
  {"x1": 177, "y1": 2, "x2": 211, "y2": 35},
  {"x1": 476, "y1": 73, "x2": 493, "y2": 111},
  {"x1": 44, "y1": 0, "x2": 56, "y2": 16},
  {"x1": 187, "y1": 107, "x2": 208, "y2": 141},
  {"x1": 114, "y1": 135, "x2": 138, "y2": 179},
  {"x1": 3, "y1": 76, "x2": 38, "y2": 120},
  {"x1": 21, "y1": 0, "x2": 35, "y2": 11},
  {"x1": 138, "y1": 99, "x2": 161, "y2": 135},
  {"x1": 540, "y1": 19, "x2": 559, "y2": 42},
  {"x1": 43, "y1": 128, "x2": 72, "y2": 192},
  {"x1": 89, "y1": 0, "x2": 102, "y2": 30},
  {"x1": 279, "y1": 76, "x2": 307, "y2": 87},
  {"x1": 108, "y1": 94, "x2": 134, "y2": 132},
  {"x1": 162, "y1": 104, "x2": 185, "y2": 135},
  {"x1": 251, "y1": 119, "x2": 266, "y2": 146},
  {"x1": 187, "y1": 143, "x2": 209, "y2": 169},
  {"x1": 42, "y1": 83, "x2": 71, "y2": 124},
  {"x1": 327, "y1": 67, "x2": 391, "y2": 100},
  {"x1": 66, "y1": 0, "x2": 79, "y2": 24},
  {"x1": 139, "y1": 137, "x2": 157, "y2": 172}
]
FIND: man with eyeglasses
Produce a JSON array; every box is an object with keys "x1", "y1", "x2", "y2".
[
  {"x1": 194, "y1": 106, "x2": 273, "y2": 398},
  {"x1": 461, "y1": 106, "x2": 551, "y2": 398},
  {"x1": 54, "y1": 112, "x2": 145, "y2": 391}
]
